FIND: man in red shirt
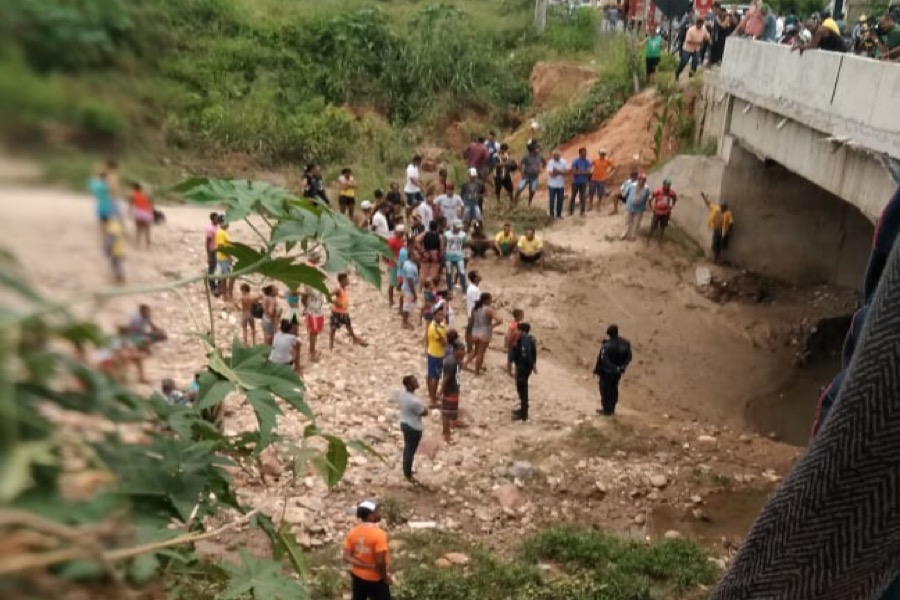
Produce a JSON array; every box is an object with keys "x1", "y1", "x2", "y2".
[
  {"x1": 386, "y1": 225, "x2": 406, "y2": 310},
  {"x1": 464, "y1": 136, "x2": 490, "y2": 180},
  {"x1": 648, "y1": 178, "x2": 677, "y2": 245}
]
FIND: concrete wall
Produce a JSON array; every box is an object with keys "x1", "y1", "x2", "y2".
[
  {"x1": 725, "y1": 97, "x2": 896, "y2": 222},
  {"x1": 653, "y1": 147, "x2": 874, "y2": 288},
  {"x1": 720, "y1": 38, "x2": 900, "y2": 160}
]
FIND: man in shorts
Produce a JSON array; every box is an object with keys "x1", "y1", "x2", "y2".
[
  {"x1": 386, "y1": 225, "x2": 406, "y2": 308},
  {"x1": 648, "y1": 178, "x2": 677, "y2": 245},
  {"x1": 214, "y1": 221, "x2": 234, "y2": 301},
  {"x1": 404, "y1": 155, "x2": 425, "y2": 219},
  {"x1": 644, "y1": 27, "x2": 663, "y2": 84},
  {"x1": 514, "y1": 144, "x2": 544, "y2": 206},
  {"x1": 302, "y1": 252, "x2": 326, "y2": 362},
  {"x1": 515, "y1": 228, "x2": 545, "y2": 272},
  {"x1": 440, "y1": 336, "x2": 466, "y2": 444},
  {"x1": 330, "y1": 273, "x2": 367, "y2": 349},
  {"x1": 589, "y1": 149, "x2": 616, "y2": 213},
  {"x1": 425, "y1": 303, "x2": 448, "y2": 407},
  {"x1": 460, "y1": 168, "x2": 484, "y2": 227},
  {"x1": 337, "y1": 167, "x2": 358, "y2": 218}
]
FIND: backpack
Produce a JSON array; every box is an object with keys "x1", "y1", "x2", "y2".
[{"x1": 251, "y1": 301, "x2": 264, "y2": 319}]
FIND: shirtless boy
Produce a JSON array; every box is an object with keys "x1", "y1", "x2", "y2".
[{"x1": 238, "y1": 283, "x2": 261, "y2": 345}]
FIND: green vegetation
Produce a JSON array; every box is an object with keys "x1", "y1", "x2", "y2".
[
  {"x1": 1, "y1": 0, "x2": 642, "y2": 193},
  {"x1": 2, "y1": 179, "x2": 388, "y2": 598},
  {"x1": 309, "y1": 528, "x2": 716, "y2": 599}
]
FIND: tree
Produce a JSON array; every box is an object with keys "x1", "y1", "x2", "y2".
[{"x1": 1, "y1": 179, "x2": 390, "y2": 595}]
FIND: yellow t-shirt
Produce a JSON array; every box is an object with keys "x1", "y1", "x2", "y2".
[
  {"x1": 518, "y1": 235, "x2": 543, "y2": 256},
  {"x1": 339, "y1": 176, "x2": 356, "y2": 198},
  {"x1": 495, "y1": 230, "x2": 516, "y2": 246},
  {"x1": 426, "y1": 321, "x2": 447, "y2": 358},
  {"x1": 215, "y1": 228, "x2": 231, "y2": 261},
  {"x1": 106, "y1": 220, "x2": 125, "y2": 257}
]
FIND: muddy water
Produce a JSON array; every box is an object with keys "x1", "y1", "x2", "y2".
[
  {"x1": 650, "y1": 488, "x2": 773, "y2": 544},
  {"x1": 744, "y1": 359, "x2": 841, "y2": 447}
]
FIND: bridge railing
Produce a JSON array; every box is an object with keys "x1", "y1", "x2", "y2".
[{"x1": 719, "y1": 37, "x2": 900, "y2": 160}]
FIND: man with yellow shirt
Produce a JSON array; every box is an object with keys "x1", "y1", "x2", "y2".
[
  {"x1": 516, "y1": 227, "x2": 545, "y2": 272},
  {"x1": 214, "y1": 221, "x2": 235, "y2": 300},
  {"x1": 492, "y1": 222, "x2": 517, "y2": 258},
  {"x1": 425, "y1": 303, "x2": 448, "y2": 408},
  {"x1": 343, "y1": 500, "x2": 392, "y2": 600},
  {"x1": 701, "y1": 192, "x2": 734, "y2": 264}
]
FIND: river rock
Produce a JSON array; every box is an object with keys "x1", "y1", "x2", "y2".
[
  {"x1": 444, "y1": 552, "x2": 470, "y2": 566},
  {"x1": 664, "y1": 529, "x2": 682, "y2": 539},
  {"x1": 434, "y1": 558, "x2": 452, "y2": 568},
  {"x1": 697, "y1": 435, "x2": 717, "y2": 445},
  {"x1": 649, "y1": 474, "x2": 668, "y2": 488},
  {"x1": 633, "y1": 513, "x2": 647, "y2": 525},
  {"x1": 509, "y1": 460, "x2": 535, "y2": 480},
  {"x1": 493, "y1": 484, "x2": 525, "y2": 513}
]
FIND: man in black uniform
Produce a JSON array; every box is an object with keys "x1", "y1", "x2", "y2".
[
  {"x1": 593, "y1": 324, "x2": 632, "y2": 416},
  {"x1": 511, "y1": 322, "x2": 537, "y2": 422}
]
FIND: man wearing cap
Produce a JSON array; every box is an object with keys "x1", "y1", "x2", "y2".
[
  {"x1": 592, "y1": 324, "x2": 632, "y2": 416},
  {"x1": 358, "y1": 200, "x2": 374, "y2": 230},
  {"x1": 621, "y1": 173, "x2": 650, "y2": 241},
  {"x1": 616, "y1": 170, "x2": 639, "y2": 216},
  {"x1": 386, "y1": 226, "x2": 406, "y2": 309},
  {"x1": 515, "y1": 144, "x2": 544, "y2": 207},
  {"x1": 546, "y1": 149, "x2": 568, "y2": 219},
  {"x1": 589, "y1": 149, "x2": 616, "y2": 213},
  {"x1": 343, "y1": 500, "x2": 392, "y2": 599},
  {"x1": 461, "y1": 168, "x2": 485, "y2": 227},
  {"x1": 648, "y1": 178, "x2": 677, "y2": 245}
]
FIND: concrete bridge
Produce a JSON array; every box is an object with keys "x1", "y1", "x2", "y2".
[{"x1": 657, "y1": 38, "x2": 900, "y2": 287}]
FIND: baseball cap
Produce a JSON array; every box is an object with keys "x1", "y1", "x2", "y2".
[
  {"x1": 395, "y1": 224, "x2": 406, "y2": 233},
  {"x1": 468, "y1": 167, "x2": 477, "y2": 176},
  {"x1": 598, "y1": 148, "x2": 608, "y2": 154},
  {"x1": 356, "y1": 500, "x2": 378, "y2": 519},
  {"x1": 360, "y1": 200, "x2": 373, "y2": 210},
  {"x1": 452, "y1": 219, "x2": 463, "y2": 228}
]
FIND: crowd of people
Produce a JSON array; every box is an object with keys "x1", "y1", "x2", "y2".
[{"x1": 85, "y1": 127, "x2": 743, "y2": 599}]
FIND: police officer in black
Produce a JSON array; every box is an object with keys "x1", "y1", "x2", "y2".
[{"x1": 593, "y1": 324, "x2": 632, "y2": 416}]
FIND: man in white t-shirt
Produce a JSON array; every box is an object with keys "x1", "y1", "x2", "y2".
[
  {"x1": 435, "y1": 182, "x2": 463, "y2": 223},
  {"x1": 404, "y1": 155, "x2": 424, "y2": 218},
  {"x1": 546, "y1": 149, "x2": 568, "y2": 219},
  {"x1": 371, "y1": 203, "x2": 390, "y2": 238},
  {"x1": 465, "y1": 270, "x2": 482, "y2": 318},
  {"x1": 416, "y1": 196, "x2": 435, "y2": 231}
]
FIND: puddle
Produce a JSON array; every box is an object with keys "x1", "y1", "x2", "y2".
[
  {"x1": 649, "y1": 488, "x2": 772, "y2": 545},
  {"x1": 744, "y1": 359, "x2": 840, "y2": 447}
]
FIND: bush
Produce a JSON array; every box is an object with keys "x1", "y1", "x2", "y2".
[
  {"x1": 543, "y1": 6, "x2": 600, "y2": 53},
  {"x1": 77, "y1": 100, "x2": 126, "y2": 139}
]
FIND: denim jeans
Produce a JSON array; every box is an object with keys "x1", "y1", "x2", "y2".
[
  {"x1": 676, "y1": 50, "x2": 700, "y2": 79},
  {"x1": 548, "y1": 186, "x2": 564, "y2": 217},
  {"x1": 401, "y1": 423, "x2": 422, "y2": 479},
  {"x1": 207, "y1": 250, "x2": 218, "y2": 293},
  {"x1": 445, "y1": 257, "x2": 467, "y2": 292},
  {"x1": 569, "y1": 182, "x2": 588, "y2": 215},
  {"x1": 515, "y1": 368, "x2": 533, "y2": 420}
]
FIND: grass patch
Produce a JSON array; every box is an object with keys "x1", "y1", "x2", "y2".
[
  {"x1": 301, "y1": 528, "x2": 716, "y2": 600},
  {"x1": 664, "y1": 221, "x2": 705, "y2": 260}
]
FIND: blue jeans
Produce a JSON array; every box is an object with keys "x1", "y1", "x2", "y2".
[
  {"x1": 445, "y1": 257, "x2": 467, "y2": 291},
  {"x1": 401, "y1": 423, "x2": 422, "y2": 479},
  {"x1": 676, "y1": 50, "x2": 700, "y2": 79},
  {"x1": 463, "y1": 201, "x2": 482, "y2": 224},
  {"x1": 548, "y1": 187, "x2": 564, "y2": 217}
]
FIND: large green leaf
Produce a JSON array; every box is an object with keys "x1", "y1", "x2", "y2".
[
  {"x1": 313, "y1": 434, "x2": 349, "y2": 488},
  {"x1": 0, "y1": 440, "x2": 56, "y2": 502},
  {"x1": 219, "y1": 548, "x2": 307, "y2": 600},
  {"x1": 246, "y1": 389, "x2": 281, "y2": 449}
]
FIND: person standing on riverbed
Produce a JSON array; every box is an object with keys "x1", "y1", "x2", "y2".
[
  {"x1": 701, "y1": 192, "x2": 734, "y2": 264},
  {"x1": 511, "y1": 322, "x2": 537, "y2": 422},
  {"x1": 394, "y1": 375, "x2": 429, "y2": 483},
  {"x1": 593, "y1": 324, "x2": 632, "y2": 416}
]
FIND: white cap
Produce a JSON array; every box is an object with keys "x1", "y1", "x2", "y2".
[
  {"x1": 468, "y1": 167, "x2": 478, "y2": 176},
  {"x1": 395, "y1": 224, "x2": 406, "y2": 233},
  {"x1": 452, "y1": 219, "x2": 463, "y2": 228},
  {"x1": 358, "y1": 500, "x2": 377, "y2": 511},
  {"x1": 360, "y1": 200, "x2": 373, "y2": 210}
]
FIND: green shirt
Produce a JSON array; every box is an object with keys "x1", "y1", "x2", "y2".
[
  {"x1": 645, "y1": 35, "x2": 662, "y2": 58},
  {"x1": 883, "y1": 24, "x2": 900, "y2": 52}
]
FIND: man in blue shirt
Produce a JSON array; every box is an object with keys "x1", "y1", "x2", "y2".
[
  {"x1": 569, "y1": 147, "x2": 592, "y2": 217},
  {"x1": 401, "y1": 248, "x2": 419, "y2": 330}
]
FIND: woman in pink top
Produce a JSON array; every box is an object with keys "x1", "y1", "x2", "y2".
[
  {"x1": 735, "y1": 0, "x2": 765, "y2": 39},
  {"x1": 676, "y1": 18, "x2": 712, "y2": 80}
]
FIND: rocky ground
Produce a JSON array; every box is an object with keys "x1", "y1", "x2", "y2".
[{"x1": 2, "y1": 172, "x2": 858, "y2": 575}]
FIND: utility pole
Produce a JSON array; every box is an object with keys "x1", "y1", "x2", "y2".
[{"x1": 535, "y1": 0, "x2": 548, "y2": 34}]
